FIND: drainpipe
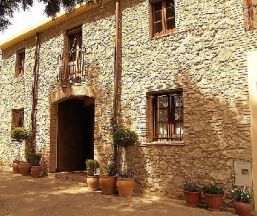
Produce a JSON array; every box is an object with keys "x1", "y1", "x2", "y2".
[
  {"x1": 31, "y1": 33, "x2": 40, "y2": 153},
  {"x1": 113, "y1": 0, "x2": 122, "y2": 170}
]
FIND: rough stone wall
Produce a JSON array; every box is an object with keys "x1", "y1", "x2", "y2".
[
  {"x1": 0, "y1": 0, "x2": 254, "y2": 203},
  {"x1": 0, "y1": 1, "x2": 116, "y2": 169},
  {"x1": 120, "y1": 0, "x2": 252, "y2": 200}
]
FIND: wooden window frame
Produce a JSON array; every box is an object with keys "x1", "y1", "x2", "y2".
[
  {"x1": 15, "y1": 49, "x2": 25, "y2": 77},
  {"x1": 146, "y1": 90, "x2": 183, "y2": 142},
  {"x1": 149, "y1": 0, "x2": 176, "y2": 38},
  {"x1": 244, "y1": 0, "x2": 257, "y2": 30},
  {"x1": 11, "y1": 109, "x2": 24, "y2": 130}
]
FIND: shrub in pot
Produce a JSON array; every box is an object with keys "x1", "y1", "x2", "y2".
[
  {"x1": 232, "y1": 186, "x2": 253, "y2": 216},
  {"x1": 183, "y1": 182, "x2": 201, "y2": 207},
  {"x1": 30, "y1": 153, "x2": 42, "y2": 178},
  {"x1": 116, "y1": 170, "x2": 135, "y2": 197},
  {"x1": 100, "y1": 162, "x2": 117, "y2": 195},
  {"x1": 86, "y1": 159, "x2": 100, "y2": 191},
  {"x1": 113, "y1": 127, "x2": 138, "y2": 148},
  {"x1": 203, "y1": 184, "x2": 224, "y2": 211},
  {"x1": 11, "y1": 128, "x2": 32, "y2": 175}
]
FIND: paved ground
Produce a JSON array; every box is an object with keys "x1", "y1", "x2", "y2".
[{"x1": 0, "y1": 170, "x2": 235, "y2": 216}]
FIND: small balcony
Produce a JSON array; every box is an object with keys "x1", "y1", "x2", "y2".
[{"x1": 57, "y1": 48, "x2": 87, "y2": 86}]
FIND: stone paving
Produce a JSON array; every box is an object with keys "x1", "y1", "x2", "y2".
[{"x1": 0, "y1": 170, "x2": 236, "y2": 216}]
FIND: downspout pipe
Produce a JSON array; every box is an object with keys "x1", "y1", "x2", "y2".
[
  {"x1": 31, "y1": 33, "x2": 40, "y2": 153},
  {"x1": 113, "y1": 0, "x2": 122, "y2": 170}
]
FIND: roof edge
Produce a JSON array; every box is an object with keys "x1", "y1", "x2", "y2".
[{"x1": 0, "y1": 0, "x2": 112, "y2": 50}]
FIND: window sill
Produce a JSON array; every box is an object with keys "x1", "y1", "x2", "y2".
[
  {"x1": 139, "y1": 140, "x2": 184, "y2": 147},
  {"x1": 151, "y1": 29, "x2": 176, "y2": 40}
]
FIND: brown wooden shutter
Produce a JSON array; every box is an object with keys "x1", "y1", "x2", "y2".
[
  {"x1": 11, "y1": 109, "x2": 24, "y2": 130},
  {"x1": 243, "y1": 0, "x2": 252, "y2": 30},
  {"x1": 252, "y1": 0, "x2": 257, "y2": 28},
  {"x1": 146, "y1": 95, "x2": 154, "y2": 142}
]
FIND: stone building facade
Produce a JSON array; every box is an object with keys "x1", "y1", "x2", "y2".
[{"x1": 0, "y1": 0, "x2": 257, "y2": 205}]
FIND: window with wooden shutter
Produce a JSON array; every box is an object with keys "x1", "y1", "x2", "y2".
[
  {"x1": 243, "y1": 0, "x2": 257, "y2": 30},
  {"x1": 11, "y1": 109, "x2": 24, "y2": 130},
  {"x1": 150, "y1": 0, "x2": 175, "y2": 37},
  {"x1": 15, "y1": 49, "x2": 25, "y2": 77},
  {"x1": 146, "y1": 90, "x2": 183, "y2": 142}
]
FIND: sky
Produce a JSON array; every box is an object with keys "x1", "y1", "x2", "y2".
[{"x1": 0, "y1": 1, "x2": 47, "y2": 44}]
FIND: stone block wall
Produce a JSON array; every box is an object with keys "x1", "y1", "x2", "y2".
[
  {"x1": 0, "y1": 0, "x2": 255, "y2": 202},
  {"x1": 120, "y1": 0, "x2": 252, "y2": 199}
]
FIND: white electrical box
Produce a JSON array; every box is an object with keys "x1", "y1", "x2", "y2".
[{"x1": 234, "y1": 161, "x2": 252, "y2": 186}]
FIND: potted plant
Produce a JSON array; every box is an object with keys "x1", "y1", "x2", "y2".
[
  {"x1": 100, "y1": 161, "x2": 117, "y2": 195},
  {"x1": 11, "y1": 127, "x2": 31, "y2": 175},
  {"x1": 30, "y1": 153, "x2": 42, "y2": 178},
  {"x1": 113, "y1": 126, "x2": 138, "y2": 197},
  {"x1": 86, "y1": 159, "x2": 100, "y2": 191},
  {"x1": 12, "y1": 158, "x2": 20, "y2": 174},
  {"x1": 203, "y1": 184, "x2": 224, "y2": 211},
  {"x1": 116, "y1": 170, "x2": 135, "y2": 197},
  {"x1": 183, "y1": 182, "x2": 201, "y2": 207},
  {"x1": 232, "y1": 186, "x2": 252, "y2": 216},
  {"x1": 113, "y1": 127, "x2": 138, "y2": 148}
]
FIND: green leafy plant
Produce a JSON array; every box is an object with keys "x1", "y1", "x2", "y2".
[
  {"x1": 113, "y1": 127, "x2": 138, "y2": 148},
  {"x1": 203, "y1": 184, "x2": 224, "y2": 195},
  {"x1": 11, "y1": 127, "x2": 31, "y2": 142},
  {"x1": 119, "y1": 170, "x2": 133, "y2": 178},
  {"x1": 183, "y1": 182, "x2": 200, "y2": 192},
  {"x1": 86, "y1": 159, "x2": 99, "y2": 176},
  {"x1": 107, "y1": 162, "x2": 116, "y2": 176},
  {"x1": 27, "y1": 153, "x2": 42, "y2": 166},
  {"x1": 232, "y1": 186, "x2": 252, "y2": 203}
]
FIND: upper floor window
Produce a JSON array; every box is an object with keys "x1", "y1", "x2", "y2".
[
  {"x1": 146, "y1": 90, "x2": 183, "y2": 142},
  {"x1": 11, "y1": 109, "x2": 24, "y2": 130},
  {"x1": 15, "y1": 49, "x2": 25, "y2": 77},
  {"x1": 150, "y1": 0, "x2": 175, "y2": 37},
  {"x1": 244, "y1": 0, "x2": 257, "y2": 30},
  {"x1": 67, "y1": 26, "x2": 82, "y2": 63}
]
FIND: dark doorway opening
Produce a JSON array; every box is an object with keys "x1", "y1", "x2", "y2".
[{"x1": 57, "y1": 97, "x2": 94, "y2": 172}]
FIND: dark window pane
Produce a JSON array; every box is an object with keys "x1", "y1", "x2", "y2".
[
  {"x1": 166, "y1": 6, "x2": 175, "y2": 19},
  {"x1": 154, "y1": 10, "x2": 162, "y2": 22},
  {"x1": 166, "y1": 18, "x2": 175, "y2": 30},
  {"x1": 158, "y1": 95, "x2": 168, "y2": 108},
  {"x1": 153, "y1": 1, "x2": 162, "y2": 11},
  {"x1": 154, "y1": 21, "x2": 163, "y2": 34},
  {"x1": 166, "y1": 0, "x2": 175, "y2": 8}
]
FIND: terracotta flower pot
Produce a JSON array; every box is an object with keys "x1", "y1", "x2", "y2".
[
  {"x1": 205, "y1": 193, "x2": 224, "y2": 211},
  {"x1": 19, "y1": 162, "x2": 32, "y2": 176},
  {"x1": 116, "y1": 178, "x2": 135, "y2": 197},
  {"x1": 12, "y1": 161, "x2": 20, "y2": 174},
  {"x1": 100, "y1": 176, "x2": 117, "y2": 195},
  {"x1": 184, "y1": 191, "x2": 201, "y2": 207},
  {"x1": 234, "y1": 202, "x2": 252, "y2": 216},
  {"x1": 87, "y1": 176, "x2": 100, "y2": 191},
  {"x1": 31, "y1": 166, "x2": 42, "y2": 178}
]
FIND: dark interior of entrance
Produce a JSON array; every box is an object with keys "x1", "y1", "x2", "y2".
[{"x1": 57, "y1": 97, "x2": 94, "y2": 172}]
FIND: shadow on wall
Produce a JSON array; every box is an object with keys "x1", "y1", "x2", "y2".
[{"x1": 124, "y1": 71, "x2": 251, "y2": 200}]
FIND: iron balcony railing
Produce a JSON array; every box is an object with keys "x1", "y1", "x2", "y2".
[{"x1": 57, "y1": 48, "x2": 87, "y2": 86}]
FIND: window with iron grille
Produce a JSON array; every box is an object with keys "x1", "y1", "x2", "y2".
[
  {"x1": 67, "y1": 26, "x2": 82, "y2": 62},
  {"x1": 11, "y1": 109, "x2": 24, "y2": 130},
  {"x1": 15, "y1": 49, "x2": 25, "y2": 77},
  {"x1": 146, "y1": 90, "x2": 183, "y2": 142},
  {"x1": 150, "y1": 0, "x2": 175, "y2": 37}
]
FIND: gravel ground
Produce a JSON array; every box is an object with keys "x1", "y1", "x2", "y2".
[{"x1": 0, "y1": 170, "x2": 235, "y2": 216}]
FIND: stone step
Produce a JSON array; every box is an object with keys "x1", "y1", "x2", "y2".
[{"x1": 55, "y1": 171, "x2": 88, "y2": 184}]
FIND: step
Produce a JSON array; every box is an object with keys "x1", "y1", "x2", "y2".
[{"x1": 55, "y1": 171, "x2": 87, "y2": 184}]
